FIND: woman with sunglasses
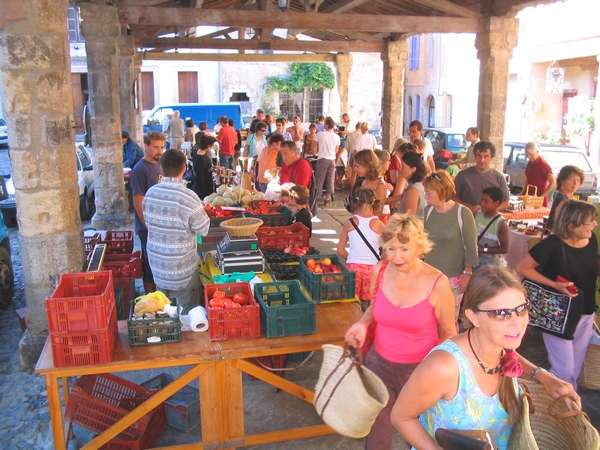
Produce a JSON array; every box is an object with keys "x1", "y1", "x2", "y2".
[
  {"x1": 391, "y1": 266, "x2": 580, "y2": 450},
  {"x1": 518, "y1": 200, "x2": 598, "y2": 388},
  {"x1": 345, "y1": 214, "x2": 456, "y2": 450}
]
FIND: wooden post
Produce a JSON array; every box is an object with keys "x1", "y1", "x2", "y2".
[{"x1": 336, "y1": 53, "x2": 352, "y2": 119}]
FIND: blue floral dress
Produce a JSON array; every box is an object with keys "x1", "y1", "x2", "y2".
[{"x1": 418, "y1": 340, "x2": 516, "y2": 450}]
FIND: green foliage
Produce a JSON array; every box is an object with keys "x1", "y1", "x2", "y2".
[{"x1": 265, "y1": 63, "x2": 335, "y2": 93}]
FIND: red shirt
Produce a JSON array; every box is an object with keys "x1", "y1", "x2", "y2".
[
  {"x1": 218, "y1": 125, "x2": 238, "y2": 156},
  {"x1": 525, "y1": 156, "x2": 552, "y2": 196},
  {"x1": 279, "y1": 158, "x2": 313, "y2": 188},
  {"x1": 385, "y1": 155, "x2": 401, "y2": 184}
]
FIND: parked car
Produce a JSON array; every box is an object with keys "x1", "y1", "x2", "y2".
[
  {"x1": 503, "y1": 142, "x2": 599, "y2": 197},
  {"x1": 0, "y1": 118, "x2": 7, "y2": 148},
  {"x1": 143, "y1": 102, "x2": 243, "y2": 134},
  {"x1": 0, "y1": 144, "x2": 96, "y2": 227},
  {"x1": 424, "y1": 128, "x2": 467, "y2": 154}
]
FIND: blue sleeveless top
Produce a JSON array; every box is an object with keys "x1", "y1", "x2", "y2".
[{"x1": 418, "y1": 340, "x2": 515, "y2": 450}]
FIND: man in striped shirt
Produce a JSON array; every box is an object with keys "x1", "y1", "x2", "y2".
[{"x1": 143, "y1": 149, "x2": 210, "y2": 309}]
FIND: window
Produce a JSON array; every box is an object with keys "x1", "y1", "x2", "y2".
[
  {"x1": 278, "y1": 89, "x2": 322, "y2": 122},
  {"x1": 427, "y1": 95, "x2": 435, "y2": 127},
  {"x1": 407, "y1": 97, "x2": 413, "y2": 123},
  {"x1": 178, "y1": 72, "x2": 199, "y2": 103},
  {"x1": 409, "y1": 36, "x2": 420, "y2": 71},
  {"x1": 67, "y1": 7, "x2": 83, "y2": 43},
  {"x1": 307, "y1": 89, "x2": 323, "y2": 123},
  {"x1": 415, "y1": 95, "x2": 421, "y2": 120},
  {"x1": 279, "y1": 92, "x2": 303, "y2": 120}
]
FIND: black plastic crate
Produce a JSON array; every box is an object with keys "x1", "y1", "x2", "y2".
[
  {"x1": 246, "y1": 207, "x2": 292, "y2": 227},
  {"x1": 269, "y1": 262, "x2": 299, "y2": 281},
  {"x1": 127, "y1": 298, "x2": 181, "y2": 346},
  {"x1": 298, "y1": 255, "x2": 355, "y2": 303},
  {"x1": 254, "y1": 280, "x2": 316, "y2": 338},
  {"x1": 141, "y1": 373, "x2": 199, "y2": 432}
]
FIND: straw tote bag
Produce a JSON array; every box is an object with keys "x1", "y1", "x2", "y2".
[
  {"x1": 579, "y1": 323, "x2": 600, "y2": 390},
  {"x1": 314, "y1": 344, "x2": 389, "y2": 438},
  {"x1": 508, "y1": 379, "x2": 600, "y2": 450}
]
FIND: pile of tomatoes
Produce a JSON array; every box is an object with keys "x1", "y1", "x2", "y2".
[
  {"x1": 208, "y1": 289, "x2": 251, "y2": 309},
  {"x1": 204, "y1": 205, "x2": 237, "y2": 218},
  {"x1": 245, "y1": 200, "x2": 281, "y2": 216},
  {"x1": 305, "y1": 257, "x2": 342, "y2": 274},
  {"x1": 283, "y1": 245, "x2": 310, "y2": 256}
]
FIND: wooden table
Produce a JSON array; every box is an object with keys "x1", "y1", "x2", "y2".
[{"x1": 35, "y1": 302, "x2": 362, "y2": 450}]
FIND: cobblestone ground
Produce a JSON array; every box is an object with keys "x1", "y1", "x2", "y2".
[{"x1": 0, "y1": 183, "x2": 598, "y2": 449}]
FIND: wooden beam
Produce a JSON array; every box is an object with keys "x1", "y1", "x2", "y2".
[
  {"x1": 407, "y1": 0, "x2": 480, "y2": 18},
  {"x1": 139, "y1": 37, "x2": 384, "y2": 52},
  {"x1": 142, "y1": 51, "x2": 336, "y2": 62},
  {"x1": 196, "y1": 26, "x2": 237, "y2": 39},
  {"x1": 321, "y1": 0, "x2": 370, "y2": 13},
  {"x1": 119, "y1": 7, "x2": 482, "y2": 33}
]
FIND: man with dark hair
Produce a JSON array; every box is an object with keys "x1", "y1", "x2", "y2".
[
  {"x1": 274, "y1": 117, "x2": 292, "y2": 141},
  {"x1": 122, "y1": 130, "x2": 144, "y2": 169},
  {"x1": 315, "y1": 116, "x2": 340, "y2": 207},
  {"x1": 408, "y1": 119, "x2": 435, "y2": 173},
  {"x1": 143, "y1": 149, "x2": 210, "y2": 309},
  {"x1": 279, "y1": 141, "x2": 312, "y2": 188},
  {"x1": 462, "y1": 126, "x2": 481, "y2": 165},
  {"x1": 256, "y1": 134, "x2": 285, "y2": 191},
  {"x1": 455, "y1": 141, "x2": 509, "y2": 214},
  {"x1": 217, "y1": 116, "x2": 237, "y2": 169},
  {"x1": 316, "y1": 115, "x2": 326, "y2": 132},
  {"x1": 229, "y1": 118, "x2": 243, "y2": 170},
  {"x1": 131, "y1": 131, "x2": 166, "y2": 293},
  {"x1": 249, "y1": 108, "x2": 266, "y2": 134}
]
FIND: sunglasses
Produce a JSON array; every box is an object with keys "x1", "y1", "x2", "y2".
[{"x1": 474, "y1": 302, "x2": 529, "y2": 321}]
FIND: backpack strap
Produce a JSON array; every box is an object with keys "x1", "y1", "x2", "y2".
[{"x1": 349, "y1": 217, "x2": 380, "y2": 261}]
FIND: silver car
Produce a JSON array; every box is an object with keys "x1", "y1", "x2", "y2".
[{"x1": 503, "y1": 142, "x2": 598, "y2": 197}]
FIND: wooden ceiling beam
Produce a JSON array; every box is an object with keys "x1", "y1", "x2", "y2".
[
  {"x1": 320, "y1": 0, "x2": 370, "y2": 14},
  {"x1": 407, "y1": 0, "x2": 480, "y2": 18},
  {"x1": 139, "y1": 37, "x2": 384, "y2": 52},
  {"x1": 119, "y1": 7, "x2": 482, "y2": 33},
  {"x1": 142, "y1": 51, "x2": 336, "y2": 62}
]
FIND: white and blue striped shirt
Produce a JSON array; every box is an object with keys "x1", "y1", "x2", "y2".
[{"x1": 143, "y1": 177, "x2": 210, "y2": 290}]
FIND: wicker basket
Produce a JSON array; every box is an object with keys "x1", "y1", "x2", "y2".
[
  {"x1": 219, "y1": 217, "x2": 264, "y2": 237},
  {"x1": 519, "y1": 185, "x2": 545, "y2": 209},
  {"x1": 514, "y1": 379, "x2": 600, "y2": 450},
  {"x1": 579, "y1": 323, "x2": 600, "y2": 390}
]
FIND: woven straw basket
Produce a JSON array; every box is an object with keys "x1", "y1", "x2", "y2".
[
  {"x1": 518, "y1": 185, "x2": 545, "y2": 209},
  {"x1": 580, "y1": 324, "x2": 600, "y2": 390},
  {"x1": 314, "y1": 344, "x2": 389, "y2": 438},
  {"x1": 509, "y1": 379, "x2": 600, "y2": 450},
  {"x1": 219, "y1": 217, "x2": 263, "y2": 237}
]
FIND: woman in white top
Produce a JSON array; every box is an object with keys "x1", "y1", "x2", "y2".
[{"x1": 337, "y1": 189, "x2": 385, "y2": 307}]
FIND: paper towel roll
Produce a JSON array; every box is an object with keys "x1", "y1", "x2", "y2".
[{"x1": 180, "y1": 306, "x2": 209, "y2": 332}]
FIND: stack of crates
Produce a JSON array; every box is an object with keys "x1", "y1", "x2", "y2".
[
  {"x1": 45, "y1": 271, "x2": 117, "y2": 367},
  {"x1": 100, "y1": 231, "x2": 140, "y2": 319}
]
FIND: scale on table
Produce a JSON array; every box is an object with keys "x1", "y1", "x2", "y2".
[{"x1": 216, "y1": 233, "x2": 265, "y2": 274}]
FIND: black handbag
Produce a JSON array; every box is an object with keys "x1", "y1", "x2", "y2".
[{"x1": 524, "y1": 242, "x2": 580, "y2": 340}]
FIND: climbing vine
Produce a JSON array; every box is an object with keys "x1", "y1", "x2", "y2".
[{"x1": 264, "y1": 63, "x2": 335, "y2": 93}]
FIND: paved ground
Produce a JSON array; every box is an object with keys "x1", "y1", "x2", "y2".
[{"x1": 0, "y1": 186, "x2": 599, "y2": 449}]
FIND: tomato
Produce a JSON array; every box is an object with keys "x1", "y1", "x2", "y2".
[
  {"x1": 233, "y1": 292, "x2": 249, "y2": 305},
  {"x1": 306, "y1": 259, "x2": 316, "y2": 270}
]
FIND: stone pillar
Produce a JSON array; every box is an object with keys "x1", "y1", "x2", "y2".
[
  {"x1": 589, "y1": 55, "x2": 600, "y2": 166},
  {"x1": 0, "y1": 0, "x2": 83, "y2": 368},
  {"x1": 381, "y1": 39, "x2": 408, "y2": 150},
  {"x1": 133, "y1": 52, "x2": 144, "y2": 144},
  {"x1": 119, "y1": 32, "x2": 136, "y2": 140},
  {"x1": 80, "y1": 3, "x2": 129, "y2": 229},
  {"x1": 475, "y1": 17, "x2": 519, "y2": 170},
  {"x1": 336, "y1": 53, "x2": 352, "y2": 119}
]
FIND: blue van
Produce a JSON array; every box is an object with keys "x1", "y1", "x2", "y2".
[{"x1": 143, "y1": 103, "x2": 242, "y2": 133}]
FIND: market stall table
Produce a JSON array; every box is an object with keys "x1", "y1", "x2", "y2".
[
  {"x1": 35, "y1": 302, "x2": 362, "y2": 450},
  {"x1": 505, "y1": 228, "x2": 543, "y2": 269}
]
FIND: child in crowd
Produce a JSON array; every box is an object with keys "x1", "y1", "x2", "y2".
[
  {"x1": 288, "y1": 185, "x2": 312, "y2": 236},
  {"x1": 279, "y1": 189, "x2": 291, "y2": 206},
  {"x1": 337, "y1": 189, "x2": 384, "y2": 308},
  {"x1": 413, "y1": 138, "x2": 426, "y2": 158},
  {"x1": 192, "y1": 134, "x2": 217, "y2": 199},
  {"x1": 475, "y1": 186, "x2": 509, "y2": 268},
  {"x1": 375, "y1": 150, "x2": 393, "y2": 218}
]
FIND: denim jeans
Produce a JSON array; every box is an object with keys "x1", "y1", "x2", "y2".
[{"x1": 219, "y1": 155, "x2": 234, "y2": 169}]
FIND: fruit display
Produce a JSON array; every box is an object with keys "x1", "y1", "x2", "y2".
[
  {"x1": 304, "y1": 257, "x2": 342, "y2": 274},
  {"x1": 263, "y1": 248, "x2": 319, "y2": 264},
  {"x1": 133, "y1": 291, "x2": 171, "y2": 314},
  {"x1": 245, "y1": 201, "x2": 282, "y2": 216},
  {"x1": 284, "y1": 246, "x2": 310, "y2": 256},
  {"x1": 204, "y1": 204, "x2": 238, "y2": 219},
  {"x1": 203, "y1": 185, "x2": 265, "y2": 208},
  {"x1": 208, "y1": 289, "x2": 250, "y2": 308}
]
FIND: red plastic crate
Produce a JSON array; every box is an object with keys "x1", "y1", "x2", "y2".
[
  {"x1": 84, "y1": 234, "x2": 101, "y2": 260},
  {"x1": 204, "y1": 282, "x2": 260, "y2": 341},
  {"x1": 66, "y1": 373, "x2": 166, "y2": 445},
  {"x1": 104, "y1": 230, "x2": 134, "y2": 255},
  {"x1": 256, "y1": 222, "x2": 310, "y2": 250},
  {"x1": 102, "y1": 251, "x2": 142, "y2": 279},
  {"x1": 50, "y1": 307, "x2": 117, "y2": 367},
  {"x1": 46, "y1": 271, "x2": 116, "y2": 334}
]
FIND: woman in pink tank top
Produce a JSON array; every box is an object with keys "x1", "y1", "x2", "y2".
[{"x1": 345, "y1": 214, "x2": 456, "y2": 450}]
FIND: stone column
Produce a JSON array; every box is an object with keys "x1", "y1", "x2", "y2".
[
  {"x1": 119, "y1": 32, "x2": 136, "y2": 139},
  {"x1": 0, "y1": 0, "x2": 83, "y2": 368},
  {"x1": 588, "y1": 55, "x2": 600, "y2": 166},
  {"x1": 80, "y1": 3, "x2": 129, "y2": 229},
  {"x1": 133, "y1": 52, "x2": 144, "y2": 144},
  {"x1": 475, "y1": 17, "x2": 519, "y2": 170},
  {"x1": 381, "y1": 39, "x2": 408, "y2": 150},
  {"x1": 336, "y1": 53, "x2": 352, "y2": 118}
]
